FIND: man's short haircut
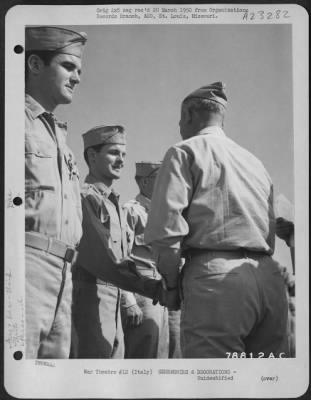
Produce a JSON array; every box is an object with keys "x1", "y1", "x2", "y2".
[
  {"x1": 182, "y1": 97, "x2": 226, "y2": 120},
  {"x1": 25, "y1": 50, "x2": 57, "y2": 80},
  {"x1": 84, "y1": 143, "x2": 105, "y2": 166}
]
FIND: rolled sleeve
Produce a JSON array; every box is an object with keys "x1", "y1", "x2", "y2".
[{"x1": 121, "y1": 290, "x2": 137, "y2": 308}]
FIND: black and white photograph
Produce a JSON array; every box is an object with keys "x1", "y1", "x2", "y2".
[{"x1": 3, "y1": 3, "x2": 309, "y2": 398}]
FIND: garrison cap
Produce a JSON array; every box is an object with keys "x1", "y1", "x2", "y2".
[
  {"x1": 83, "y1": 125, "x2": 126, "y2": 151},
  {"x1": 25, "y1": 26, "x2": 87, "y2": 58},
  {"x1": 135, "y1": 161, "x2": 162, "y2": 178},
  {"x1": 183, "y1": 81, "x2": 227, "y2": 107}
]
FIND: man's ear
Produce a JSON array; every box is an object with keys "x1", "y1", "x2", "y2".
[
  {"x1": 87, "y1": 148, "x2": 96, "y2": 165},
  {"x1": 183, "y1": 107, "x2": 193, "y2": 124},
  {"x1": 27, "y1": 54, "x2": 44, "y2": 76}
]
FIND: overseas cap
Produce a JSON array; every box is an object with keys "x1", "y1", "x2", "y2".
[
  {"x1": 135, "y1": 161, "x2": 162, "y2": 178},
  {"x1": 83, "y1": 125, "x2": 126, "y2": 151},
  {"x1": 183, "y1": 81, "x2": 227, "y2": 107},
  {"x1": 26, "y1": 26, "x2": 87, "y2": 58}
]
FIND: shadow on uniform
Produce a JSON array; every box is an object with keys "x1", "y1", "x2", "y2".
[
  {"x1": 181, "y1": 257, "x2": 291, "y2": 358},
  {"x1": 71, "y1": 279, "x2": 121, "y2": 358}
]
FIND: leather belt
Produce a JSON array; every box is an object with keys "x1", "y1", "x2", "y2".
[
  {"x1": 185, "y1": 247, "x2": 268, "y2": 260},
  {"x1": 25, "y1": 232, "x2": 78, "y2": 264}
]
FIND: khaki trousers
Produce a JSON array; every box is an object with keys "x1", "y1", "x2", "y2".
[
  {"x1": 181, "y1": 250, "x2": 290, "y2": 358},
  {"x1": 168, "y1": 310, "x2": 182, "y2": 358},
  {"x1": 26, "y1": 246, "x2": 72, "y2": 358},
  {"x1": 122, "y1": 294, "x2": 169, "y2": 359},
  {"x1": 72, "y1": 279, "x2": 124, "y2": 359}
]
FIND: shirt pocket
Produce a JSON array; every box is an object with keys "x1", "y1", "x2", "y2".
[
  {"x1": 25, "y1": 134, "x2": 57, "y2": 190},
  {"x1": 25, "y1": 133, "x2": 55, "y2": 157},
  {"x1": 25, "y1": 188, "x2": 58, "y2": 233}
]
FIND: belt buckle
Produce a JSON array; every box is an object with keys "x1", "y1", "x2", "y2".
[
  {"x1": 240, "y1": 248, "x2": 249, "y2": 258},
  {"x1": 64, "y1": 247, "x2": 77, "y2": 264}
]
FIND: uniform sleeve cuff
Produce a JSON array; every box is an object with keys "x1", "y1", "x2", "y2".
[{"x1": 120, "y1": 290, "x2": 137, "y2": 308}]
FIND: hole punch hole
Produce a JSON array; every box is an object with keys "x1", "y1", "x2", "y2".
[
  {"x1": 13, "y1": 196, "x2": 23, "y2": 206},
  {"x1": 13, "y1": 351, "x2": 23, "y2": 360},
  {"x1": 14, "y1": 45, "x2": 24, "y2": 54}
]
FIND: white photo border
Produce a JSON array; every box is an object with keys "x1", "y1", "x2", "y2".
[{"x1": 4, "y1": 4, "x2": 309, "y2": 399}]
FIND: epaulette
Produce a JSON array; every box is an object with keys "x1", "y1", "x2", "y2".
[
  {"x1": 124, "y1": 199, "x2": 139, "y2": 208},
  {"x1": 81, "y1": 183, "x2": 98, "y2": 198}
]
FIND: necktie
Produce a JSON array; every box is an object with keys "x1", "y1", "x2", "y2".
[
  {"x1": 42, "y1": 112, "x2": 63, "y2": 181},
  {"x1": 42, "y1": 112, "x2": 56, "y2": 135}
]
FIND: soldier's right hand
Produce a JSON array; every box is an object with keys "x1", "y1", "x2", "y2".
[
  {"x1": 122, "y1": 304, "x2": 143, "y2": 327},
  {"x1": 275, "y1": 218, "x2": 294, "y2": 245},
  {"x1": 154, "y1": 280, "x2": 181, "y2": 310}
]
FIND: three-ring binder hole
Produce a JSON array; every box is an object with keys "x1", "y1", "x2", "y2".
[
  {"x1": 13, "y1": 197, "x2": 23, "y2": 206},
  {"x1": 14, "y1": 45, "x2": 24, "y2": 54},
  {"x1": 13, "y1": 351, "x2": 23, "y2": 360}
]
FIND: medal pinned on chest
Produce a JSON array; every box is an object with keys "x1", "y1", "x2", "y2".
[{"x1": 64, "y1": 152, "x2": 79, "y2": 181}]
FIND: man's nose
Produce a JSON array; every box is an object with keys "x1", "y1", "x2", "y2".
[
  {"x1": 71, "y1": 70, "x2": 81, "y2": 84},
  {"x1": 117, "y1": 154, "x2": 125, "y2": 163}
]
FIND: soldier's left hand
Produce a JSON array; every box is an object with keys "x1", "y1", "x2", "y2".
[
  {"x1": 122, "y1": 304, "x2": 143, "y2": 327},
  {"x1": 153, "y1": 280, "x2": 181, "y2": 310},
  {"x1": 276, "y1": 218, "x2": 294, "y2": 245}
]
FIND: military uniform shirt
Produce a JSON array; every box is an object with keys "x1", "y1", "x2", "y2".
[
  {"x1": 79, "y1": 175, "x2": 136, "y2": 307},
  {"x1": 145, "y1": 126, "x2": 275, "y2": 256},
  {"x1": 25, "y1": 94, "x2": 82, "y2": 247},
  {"x1": 80, "y1": 175, "x2": 127, "y2": 259}
]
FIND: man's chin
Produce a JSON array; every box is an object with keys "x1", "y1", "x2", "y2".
[
  {"x1": 111, "y1": 171, "x2": 121, "y2": 179},
  {"x1": 63, "y1": 98, "x2": 73, "y2": 104},
  {"x1": 61, "y1": 93, "x2": 73, "y2": 104}
]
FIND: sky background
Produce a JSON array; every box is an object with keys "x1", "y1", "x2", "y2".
[{"x1": 55, "y1": 24, "x2": 293, "y2": 270}]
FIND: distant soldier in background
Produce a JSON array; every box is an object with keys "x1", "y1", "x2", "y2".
[
  {"x1": 145, "y1": 82, "x2": 290, "y2": 358},
  {"x1": 25, "y1": 26, "x2": 87, "y2": 358},
  {"x1": 123, "y1": 162, "x2": 170, "y2": 358}
]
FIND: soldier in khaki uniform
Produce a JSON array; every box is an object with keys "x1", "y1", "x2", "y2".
[
  {"x1": 25, "y1": 26, "x2": 87, "y2": 358},
  {"x1": 122, "y1": 162, "x2": 170, "y2": 358},
  {"x1": 145, "y1": 82, "x2": 290, "y2": 358},
  {"x1": 72, "y1": 125, "x2": 143, "y2": 358},
  {"x1": 72, "y1": 126, "x2": 165, "y2": 358}
]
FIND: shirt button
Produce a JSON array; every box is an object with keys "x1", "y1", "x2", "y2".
[
  {"x1": 64, "y1": 194, "x2": 68, "y2": 199},
  {"x1": 64, "y1": 220, "x2": 69, "y2": 225}
]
